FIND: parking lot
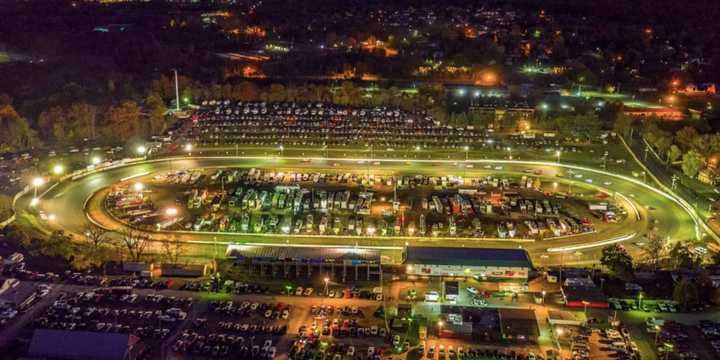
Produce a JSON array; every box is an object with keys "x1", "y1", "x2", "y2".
[
  {"x1": 105, "y1": 165, "x2": 628, "y2": 242},
  {"x1": 187, "y1": 102, "x2": 487, "y2": 150}
]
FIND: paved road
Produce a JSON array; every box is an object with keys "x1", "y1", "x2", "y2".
[{"x1": 17, "y1": 156, "x2": 699, "y2": 267}]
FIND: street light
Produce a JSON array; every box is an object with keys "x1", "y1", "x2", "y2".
[
  {"x1": 136, "y1": 145, "x2": 147, "y2": 155},
  {"x1": 32, "y1": 177, "x2": 44, "y2": 198},
  {"x1": 556, "y1": 150, "x2": 561, "y2": 163},
  {"x1": 30, "y1": 197, "x2": 40, "y2": 207},
  {"x1": 324, "y1": 277, "x2": 330, "y2": 296},
  {"x1": 555, "y1": 327, "x2": 564, "y2": 350},
  {"x1": 165, "y1": 207, "x2": 178, "y2": 217},
  {"x1": 52, "y1": 164, "x2": 64, "y2": 176},
  {"x1": 506, "y1": 146, "x2": 512, "y2": 159},
  {"x1": 47, "y1": 213, "x2": 56, "y2": 222},
  {"x1": 463, "y1": 146, "x2": 470, "y2": 161},
  {"x1": 279, "y1": 145, "x2": 284, "y2": 157},
  {"x1": 184, "y1": 143, "x2": 193, "y2": 155},
  {"x1": 541, "y1": 290, "x2": 546, "y2": 304},
  {"x1": 406, "y1": 265, "x2": 414, "y2": 273},
  {"x1": 91, "y1": 156, "x2": 101, "y2": 165},
  {"x1": 133, "y1": 182, "x2": 145, "y2": 192}
]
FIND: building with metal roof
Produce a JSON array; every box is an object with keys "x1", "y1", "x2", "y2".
[
  {"x1": 226, "y1": 244, "x2": 394, "y2": 282},
  {"x1": 28, "y1": 329, "x2": 139, "y2": 360},
  {"x1": 403, "y1": 247, "x2": 532, "y2": 286}
]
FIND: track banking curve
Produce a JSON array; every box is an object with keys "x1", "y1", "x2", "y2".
[{"x1": 19, "y1": 156, "x2": 698, "y2": 267}]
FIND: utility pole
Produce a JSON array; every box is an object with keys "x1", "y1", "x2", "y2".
[{"x1": 172, "y1": 69, "x2": 180, "y2": 112}]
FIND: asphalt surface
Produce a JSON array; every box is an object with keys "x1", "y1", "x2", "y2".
[{"x1": 17, "y1": 156, "x2": 698, "y2": 267}]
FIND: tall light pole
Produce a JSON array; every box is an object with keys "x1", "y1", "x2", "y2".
[
  {"x1": 172, "y1": 69, "x2": 180, "y2": 112},
  {"x1": 463, "y1": 146, "x2": 470, "y2": 161},
  {"x1": 323, "y1": 277, "x2": 330, "y2": 296},
  {"x1": 554, "y1": 327, "x2": 564, "y2": 352},
  {"x1": 556, "y1": 150, "x2": 561, "y2": 163},
  {"x1": 541, "y1": 290, "x2": 546, "y2": 304},
  {"x1": 33, "y1": 176, "x2": 45, "y2": 199}
]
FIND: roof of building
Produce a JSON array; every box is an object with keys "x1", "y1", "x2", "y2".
[
  {"x1": 226, "y1": 244, "x2": 393, "y2": 264},
  {"x1": 404, "y1": 247, "x2": 532, "y2": 268},
  {"x1": 28, "y1": 329, "x2": 138, "y2": 360},
  {"x1": 562, "y1": 285, "x2": 608, "y2": 304}
]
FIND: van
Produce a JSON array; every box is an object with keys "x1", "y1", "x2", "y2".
[{"x1": 425, "y1": 291, "x2": 439, "y2": 302}]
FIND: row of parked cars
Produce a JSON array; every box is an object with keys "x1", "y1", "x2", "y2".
[
  {"x1": 209, "y1": 300, "x2": 290, "y2": 320},
  {"x1": 33, "y1": 289, "x2": 191, "y2": 341},
  {"x1": 290, "y1": 337, "x2": 382, "y2": 360},
  {"x1": 423, "y1": 344, "x2": 545, "y2": 360},
  {"x1": 609, "y1": 298, "x2": 678, "y2": 312},
  {"x1": 189, "y1": 101, "x2": 487, "y2": 149},
  {"x1": 174, "y1": 329, "x2": 279, "y2": 359}
]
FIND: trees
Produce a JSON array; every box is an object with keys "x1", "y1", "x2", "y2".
[
  {"x1": 106, "y1": 101, "x2": 142, "y2": 141},
  {"x1": 67, "y1": 103, "x2": 98, "y2": 140},
  {"x1": 681, "y1": 150, "x2": 705, "y2": 178},
  {"x1": 119, "y1": 230, "x2": 149, "y2": 262},
  {"x1": 613, "y1": 114, "x2": 636, "y2": 138},
  {"x1": 554, "y1": 113, "x2": 601, "y2": 140},
  {"x1": 234, "y1": 81, "x2": 259, "y2": 101},
  {"x1": 673, "y1": 277, "x2": 699, "y2": 308},
  {"x1": 667, "y1": 145, "x2": 682, "y2": 164},
  {"x1": 600, "y1": 244, "x2": 634, "y2": 280},
  {"x1": 162, "y1": 237, "x2": 185, "y2": 265},
  {"x1": 0, "y1": 194, "x2": 12, "y2": 222},
  {"x1": 334, "y1": 82, "x2": 361, "y2": 106},
  {"x1": 644, "y1": 230, "x2": 665, "y2": 270},
  {"x1": 37, "y1": 106, "x2": 66, "y2": 140},
  {"x1": 675, "y1": 126, "x2": 699, "y2": 150},
  {"x1": 75, "y1": 226, "x2": 111, "y2": 271},
  {"x1": 266, "y1": 83, "x2": 287, "y2": 102},
  {"x1": 83, "y1": 226, "x2": 108, "y2": 253},
  {"x1": 0, "y1": 104, "x2": 36, "y2": 151},
  {"x1": 145, "y1": 93, "x2": 167, "y2": 135},
  {"x1": 668, "y1": 241, "x2": 702, "y2": 270}
]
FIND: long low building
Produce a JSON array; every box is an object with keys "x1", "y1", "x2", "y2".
[
  {"x1": 403, "y1": 247, "x2": 532, "y2": 283},
  {"x1": 226, "y1": 244, "x2": 395, "y2": 282}
]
